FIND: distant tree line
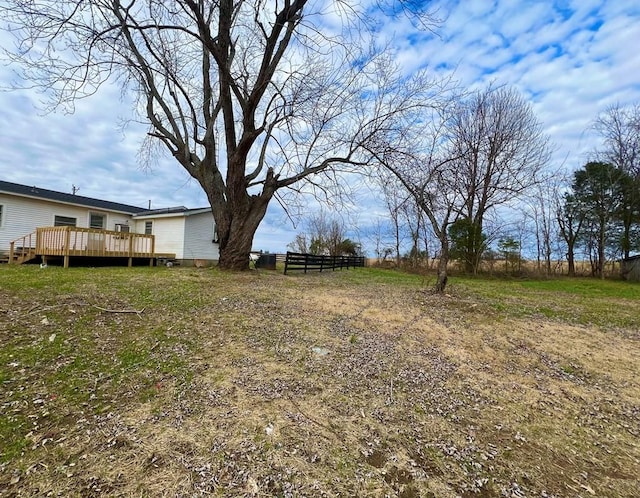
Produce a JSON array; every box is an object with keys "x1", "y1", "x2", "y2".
[
  {"x1": 370, "y1": 98, "x2": 639, "y2": 288},
  {"x1": 560, "y1": 103, "x2": 640, "y2": 278}
]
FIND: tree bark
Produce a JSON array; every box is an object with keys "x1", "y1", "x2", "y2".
[
  {"x1": 597, "y1": 222, "x2": 606, "y2": 279},
  {"x1": 434, "y1": 243, "x2": 449, "y2": 293},
  {"x1": 567, "y1": 244, "x2": 576, "y2": 277},
  {"x1": 215, "y1": 194, "x2": 271, "y2": 271}
]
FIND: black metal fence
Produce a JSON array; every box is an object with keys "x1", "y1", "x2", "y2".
[{"x1": 284, "y1": 251, "x2": 365, "y2": 274}]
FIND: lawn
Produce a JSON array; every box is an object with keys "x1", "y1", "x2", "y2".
[{"x1": 1, "y1": 265, "x2": 638, "y2": 497}]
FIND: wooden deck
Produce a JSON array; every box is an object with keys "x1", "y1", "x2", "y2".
[{"x1": 9, "y1": 227, "x2": 173, "y2": 267}]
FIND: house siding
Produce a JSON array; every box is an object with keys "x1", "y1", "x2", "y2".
[
  {"x1": 0, "y1": 194, "x2": 133, "y2": 253},
  {"x1": 183, "y1": 212, "x2": 219, "y2": 261},
  {"x1": 139, "y1": 217, "x2": 186, "y2": 259}
]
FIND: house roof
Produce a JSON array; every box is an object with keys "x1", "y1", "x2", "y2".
[
  {"x1": 0, "y1": 180, "x2": 148, "y2": 214},
  {"x1": 133, "y1": 207, "x2": 212, "y2": 219}
]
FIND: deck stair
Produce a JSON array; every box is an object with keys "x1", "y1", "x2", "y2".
[{"x1": 8, "y1": 232, "x2": 38, "y2": 265}]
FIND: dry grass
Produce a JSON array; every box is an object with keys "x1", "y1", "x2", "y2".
[{"x1": 0, "y1": 266, "x2": 639, "y2": 497}]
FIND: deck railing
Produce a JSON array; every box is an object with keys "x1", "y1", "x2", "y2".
[{"x1": 28, "y1": 226, "x2": 155, "y2": 267}]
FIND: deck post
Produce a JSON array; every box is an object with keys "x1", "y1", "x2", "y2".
[
  {"x1": 9, "y1": 241, "x2": 14, "y2": 265},
  {"x1": 128, "y1": 233, "x2": 133, "y2": 267},
  {"x1": 150, "y1": 235, "x2": 155, "y2": 267},
  {"x1": 63, "y1": 227, "x2": 71, "y2": 268},
  {"x1": 35, "y1": 228, "x2": 41, "y2": 255}
]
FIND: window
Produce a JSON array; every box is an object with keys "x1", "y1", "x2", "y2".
[
  {"x1": 54, "y1": 215, "x2": 77, "y2": 227},
  {"x1": 89, "y1": 213, "x2": 106, "y2": 229},
  {"x1": 144, "y1": 221, "x2": 153, "y2": 235}
]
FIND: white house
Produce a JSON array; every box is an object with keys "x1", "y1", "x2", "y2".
[
  {"x1": 132, "y1": 206, "x2": 219, "y2": 262},
  {"x1": 0, "y1": 180, "x2": 219, "y2": 265}
]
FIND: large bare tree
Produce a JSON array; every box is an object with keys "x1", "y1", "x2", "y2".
[
  {"x1": 2, "y1": 0, "x2": 437, "y2": 269},
  {"x1": 595, "y1": 103, "x2": 640, "y2": 176},
  {"x1": 593, "y1": 103, "x2": 640, "y2": 258},
  {"x1": 448, "y1": 86, "x2": 551, "y2": 273}
]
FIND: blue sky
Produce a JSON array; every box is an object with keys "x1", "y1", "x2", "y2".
[{"x1": 1, "y1": 0, "x2": 639, "y2": 253}]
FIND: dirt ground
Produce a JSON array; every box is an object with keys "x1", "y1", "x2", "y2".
[{"x1": 1, "y1": 267, "x2": 638, "y2": 497}]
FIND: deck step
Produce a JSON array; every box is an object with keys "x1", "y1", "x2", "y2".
[{"x1": 15, "y1": 251, "x2": 37, "y2": 265}]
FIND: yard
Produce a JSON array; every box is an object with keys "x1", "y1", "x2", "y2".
[{"x1": 0, "y1": 266, "x2": 638, "y2": 497}]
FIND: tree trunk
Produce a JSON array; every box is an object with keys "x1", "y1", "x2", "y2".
[
  {"x1": 218, "y1": 225, "x2": 255, "y2": 270},
  {"x1": 567, "y1": 243, "x2": 576, "y2": 277},
  {"x1": 622, "y1": 217, "x2": 631, "y2": 259},
  {"x1": 435, "y1": 244, "x2": 449, "y2": 293},
  {"x1": 467, "y1": 220, "x2": 484, "y2": 274},
  {"x1": 598, "y1": 227, "x2": 606, "y2": 279},
  {"x1": 464, "y1": 257, "x2": 474, "y2": 274},
  {"x1": 393, "y1": 213, "x2": 401, "y2": 267},
  {"x1": 544, "y1": 242, "x2": 552, "y2": 276},
  {"x1": 215, "y1": 195, "x2": 271, "y2": 271}
]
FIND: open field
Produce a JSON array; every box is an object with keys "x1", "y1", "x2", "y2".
[{"x1": 1, "y1": 266, "x2": 639, "y2": 497}]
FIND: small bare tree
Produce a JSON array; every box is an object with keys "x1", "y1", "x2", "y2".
[
  {"x1": 290, "y1": 210, "x2": 351, "y2": 256},
  {"x1": 377, "y1": 106, "x2": 463, "y2": 292},
  {"x1": 367, "y1": 218, "x2": 392, "y2": 261},
  {"x1": 524, "y1": 170, "x2": 565, "y2": 275},
  {"x1": 287, "y1": 233, "x2": 309, "y2": 254},
  {"x1": 2, "y1": 0, "x2": 440, "y2": 270},
  {"x1": 401, "y1": 196, "x2": 432, "y2": 268},
  {"x1": 377, "y1": 171, "x2": 411, "y2": 266}
]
